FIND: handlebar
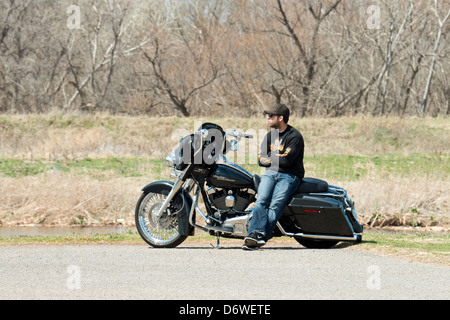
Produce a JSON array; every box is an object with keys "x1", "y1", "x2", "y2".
[
  {"x1": 190, "y1": 127, "x2": 253, "y2": 155},
  {"x1": 194, "y1": 129, "x2": 209, "y2": 138},
  {"x1": 226, "y1": 130, "x2": 253, "y2": 139},
  {"x1": 195, "y1": 129, "x2": 253, "y2": 139}
]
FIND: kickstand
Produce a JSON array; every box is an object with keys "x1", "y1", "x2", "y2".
[
  {"x1": 215, "y1": 234, "x2": 220, "y2": 249},
  {"x1": 209, "y1": 233, "x2": 221, "y2": 249}
]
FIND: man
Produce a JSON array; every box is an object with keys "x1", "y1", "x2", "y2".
[{"x1": 243, "y1": 104, "x2": 304, "y2": 250}]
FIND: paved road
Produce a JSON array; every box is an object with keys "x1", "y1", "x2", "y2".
[{"x1": 0, "y1": 242, "x2": 448, "y2": 300}]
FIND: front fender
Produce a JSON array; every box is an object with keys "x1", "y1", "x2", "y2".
[
  {"x1": 141, "y1": 180, "x2": 194, "y2": 236},
  {"x1": 141, "y1": 180, "x2": 176, "y2": 193}
]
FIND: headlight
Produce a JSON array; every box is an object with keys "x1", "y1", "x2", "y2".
[{"x1": 165, "y1": 154, "x2": 175, "y2": 168}]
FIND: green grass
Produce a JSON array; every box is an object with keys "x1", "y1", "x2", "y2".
[
  {"x1": 304, "y1": 152, "x2": 449, "y2": 181},
  {"x1": 0, "y1": 230, "x2": 213, "y2": 245},
  {"x1": 242, "y1": 152, "x2": 449, "y2": 181},
  {"x1": 3, "y1": 153, "x2": 446, "y2": 181},
  {"x1": 0, "y1": 232, "x2": 142, "y2": 244},
  {"x1": 358, "y1": 231, "x2": 450, "y2": 265},
  {"x1": 362, "y1": 231, "x2": 450, "y2": 255},
  {"x1": 0, "y1": 229, "x2": 447, "y2": 251},
  {"x1": 0, "y1": 157, "x2": 168, "y2": 180}
]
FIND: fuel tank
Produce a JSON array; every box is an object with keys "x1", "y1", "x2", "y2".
[{"x1": 207, "y1": 164, "x2": 254, "y2": 189}]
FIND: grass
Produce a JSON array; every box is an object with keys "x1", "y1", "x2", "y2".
[
  {"x1": 362, "y1": 231, "x2": 449, "y2": 254},
  {"x1": 1, "y1": 153, "x2": 448, "y2": 181},
  {"x1": 0, "y1": 114, "x2": 448, "y2": 228},
  {"x1": 312, "y1": 153, "x2": 448, "y2": 180},
  {"x1": 0, "y1": 157, "x2": 168, "y2": 179},
  {"x1": 355, "y1": 230, "x2": 450, "y2": 266},
  {"x1": 0, "y1": 232, "x2": 142, "y2": 245},
  {"x1": 1, "y1": 114, "x2": 449, "y2": 159},
  {"x1": 0, "y1": 230, "x2": 214, "y2": 245}
]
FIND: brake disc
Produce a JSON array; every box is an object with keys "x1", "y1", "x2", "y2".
[{"x1": 148, "y1": 202, "x2": 175, "y2": 229}]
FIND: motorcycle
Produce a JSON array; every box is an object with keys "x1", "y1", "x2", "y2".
[{"x1": 135, "y1": 123, "x2": 363, "y2": 249}]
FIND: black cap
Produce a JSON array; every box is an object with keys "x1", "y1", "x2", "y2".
[{"x1": 264, "y1": 103, "x2": 290, "y2": 119}]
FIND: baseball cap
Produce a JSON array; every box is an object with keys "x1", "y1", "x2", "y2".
[{"x1": 264, "y1": 103, "x2": 290, "y2": 119}]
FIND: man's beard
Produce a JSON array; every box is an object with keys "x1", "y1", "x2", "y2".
[{"x1": 269, "y1": 121, "x2": 281, "y2": 129}]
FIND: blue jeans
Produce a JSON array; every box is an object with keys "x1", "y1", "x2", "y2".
[{"x1": 248, "y1": 170, "x2": 300, "y2": 241}]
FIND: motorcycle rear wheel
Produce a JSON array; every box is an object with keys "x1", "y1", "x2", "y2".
[
  {"x1": 135, "y1": 191, "x2": 187, "y2": 248},
  {"x1": 295, "y1": 238, "x2": 339, "y2": 249}
]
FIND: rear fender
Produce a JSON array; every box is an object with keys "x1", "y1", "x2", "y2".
[{"x1": 141, "y1": 180, "x2": 194, "y2": 236}]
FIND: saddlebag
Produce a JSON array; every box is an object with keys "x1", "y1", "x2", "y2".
[{"x1": 287, "y1": 193, "x2": 355, "y2": 237}]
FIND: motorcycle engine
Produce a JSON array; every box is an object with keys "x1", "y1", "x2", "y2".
[{"x1": 207, "y1": 187, "x2": 256, "y2": 212}]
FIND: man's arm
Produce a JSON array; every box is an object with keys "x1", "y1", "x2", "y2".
[{"x1": 258, "y1": 132, "x2": 272, "y2": 167}]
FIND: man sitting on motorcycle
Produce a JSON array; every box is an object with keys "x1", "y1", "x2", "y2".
[{"x1": 243, "y1": 104, "x2": 305, "y2": 250}]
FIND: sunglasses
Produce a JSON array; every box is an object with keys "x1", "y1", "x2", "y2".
[{"x1": 266, "y1": 113, "x2": 280, "y2": 119}]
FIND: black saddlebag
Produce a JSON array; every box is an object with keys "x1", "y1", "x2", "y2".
[{"x1": 287, "y1": 194, "x2": 355, "y2": 237}]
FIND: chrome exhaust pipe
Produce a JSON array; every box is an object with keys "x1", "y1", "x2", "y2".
[{"x1": 276, "y1": 222, "x2": 361, "y2": 242}]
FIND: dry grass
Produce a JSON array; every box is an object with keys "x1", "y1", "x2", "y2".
[
  {"x1": 0, "y1": 174, "x2": 145, "y2": 226},
  {"x1": 339, "y1": 176, "x2": 449, "y2": 227},
  {"x1": 1, "y1": 114, "x2": 449, "y2": 158},
  {"x1": 0, "y1": 174, "x2": 448, "y2": 227},
  {"x1": 0, "y1": 114, "x2": 448, "y2": 227}
]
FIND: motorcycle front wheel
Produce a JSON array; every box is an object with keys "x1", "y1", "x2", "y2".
[{"x1": 135, "y1": 191, "x2": 187, "y2": 248}]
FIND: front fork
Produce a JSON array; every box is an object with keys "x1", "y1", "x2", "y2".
[{"x1": 154, "y1": 164, "x2": 192, "y2": 217}]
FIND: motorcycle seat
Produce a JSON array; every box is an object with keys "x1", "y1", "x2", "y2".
[{"x1": 296, "y1": 177, "x2": 328, "y2": 193}]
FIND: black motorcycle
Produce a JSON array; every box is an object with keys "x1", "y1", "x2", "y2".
[{"x1": 135, "y1": 123, "x2": 363, "y2": 249}]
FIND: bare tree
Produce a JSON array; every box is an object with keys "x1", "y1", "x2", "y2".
[
  {"x1": 373, "y1": 1, "x2": 413, "y2": 115},
  {"x1": 64, "y1": 0, "x2": 151, "y2": 112},
  {"x1": 274, "y1": 0, "x2": 341, "y2": 113},
  {"x1": 0, "y1": 0, "x2": 448, "y2": 117},
  {"x1": 139, "y1": 0, "x2": 221, "y2": 117},
  {"x1": 420, "y1": 0, "x2": 449, "y2": 117},
  {"x1": 142, "y1": 39, "x2": 219, "y2": 117}
]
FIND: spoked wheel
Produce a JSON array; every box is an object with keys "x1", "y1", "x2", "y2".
[{"x1": 135, "y1": 191, "x2": 187, "y2": 248}]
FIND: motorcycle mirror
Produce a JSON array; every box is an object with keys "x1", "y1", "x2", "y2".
[{"x1": 195, "y1": 129, "x2": 209, "y2": 138}]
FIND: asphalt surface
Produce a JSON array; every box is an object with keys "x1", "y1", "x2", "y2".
[{"x1": 0, "y1": 242, "x2": 448, "y2": 300}]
